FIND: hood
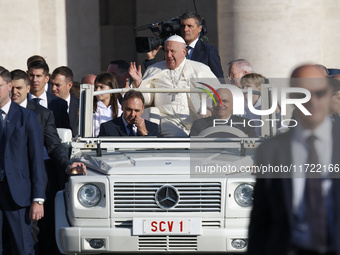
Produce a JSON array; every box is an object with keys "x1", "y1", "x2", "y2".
[{"x1": 73, "y1": 149, "x2": 254, "y2": 176}]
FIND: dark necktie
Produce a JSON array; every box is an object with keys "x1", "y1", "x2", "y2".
[
  {"x1": 305, "y1": 134, "x2": 327, "y2": 252},
  {"x1": 32, "y1": 98, "x2": 41, "y2": 104},
  {"x1": 127, "y1": 124, "x2": 135, "y2": 136},
  {"x1": 0, "y1": 110, "x2": 5, "y2": 179},
  {"x1": 0, "y1": 109, "x2": 4, "y2": 139},
  {"x1": 186, "y1": 46, "x2": 191, "y2": 59}
]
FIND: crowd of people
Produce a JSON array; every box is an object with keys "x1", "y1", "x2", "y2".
[{"x1": 1, "y1": 9, "x2": 340, "y2": 255}]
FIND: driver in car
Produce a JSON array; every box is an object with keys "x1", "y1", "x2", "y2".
[
  {"x1": 190, "y1": 88, "x2": 257, "y2": 137},
  {"x1": 98, "y1": 90, "x2": 159, "y2": 137}
]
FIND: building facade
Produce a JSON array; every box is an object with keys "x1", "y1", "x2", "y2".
[{"x1": 2, "y1": 0, "x2": 340, "y2": 81}]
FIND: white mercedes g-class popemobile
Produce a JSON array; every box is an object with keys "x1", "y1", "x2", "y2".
[{"x1": 55, "y1": 84, "x2": 276, "y2": 254}]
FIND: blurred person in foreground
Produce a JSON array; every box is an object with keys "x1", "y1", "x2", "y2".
[
  {"x1": 248, "y1": 64, "x2": 340, "y2": 255},
  {"x1": 329, "y1": 77, "x2": 340, "y2": 120}
]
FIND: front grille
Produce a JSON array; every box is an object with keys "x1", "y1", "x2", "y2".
[
  {"x1": 113, "y1": 182, "x2": 222, "y2": 212},
  {"x1": 138, "y1": 236, "x2": 197, "y2": 251},
  {"x1": 202, "y1": 220, "x2": 222, "y2": 228},
  {"x1": 114, "y1": 220, "x2": 133, "y2": 228}
]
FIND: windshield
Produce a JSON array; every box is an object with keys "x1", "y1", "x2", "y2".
[{"x1": 82, "y1": 78, "x2": 291, "y2": 140}]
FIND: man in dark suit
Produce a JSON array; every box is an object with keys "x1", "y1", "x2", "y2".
[
  {"x1": 144, "y1": 11, "x2": 224, "y2": 79},
  {"x1": 180, "y1": 11, "x2": 224, "y2": 79},
  {"x1": 99, "y1": 90, "x2": 159, "y2": 137},
  {"x1": 107, "y1": 60, "x2": 130, "y2": 89},
  {"x1": 248, "y1": 65, "x2": 340, "y2": 255},
  {"x1": 27, "y1": 60, "x2": 71, "y2": 130},
  {"x1": 0, "y1": 66, "x2": 45, "y2": 254},
  {"x1": 190, "y1": 88, "x2": 257, "y2": 137},
  {"x1": 11, "y1": 69, "x2": 86, "y2": 254},
  {"x1": 27, "y1": 61, "x2": 72, "y2": 253},
  {"x1": 26, "y1": 55, "x2": 52, "y2": 92},
  {"x1": 51, "y1": 66, "x2": 79, "y2": 137},
  {"x1": 11, "y1": 69, "x2": 86, "y2": 180}
]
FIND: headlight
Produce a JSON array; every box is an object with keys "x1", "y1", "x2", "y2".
[
  {"x1": 78, "y1": 184, "x2": 101, "y2": 207},
  {"x1": 234, "y1": 184, "x2": 253, "y2": 207}
]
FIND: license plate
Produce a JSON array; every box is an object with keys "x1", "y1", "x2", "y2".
[{"x1": 133, "y1": 218, "x2": 202, "y2": 235}]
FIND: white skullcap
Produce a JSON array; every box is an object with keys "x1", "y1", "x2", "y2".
[{"x1": 165, "y1": 35, "x2": 186, "y2": 44}]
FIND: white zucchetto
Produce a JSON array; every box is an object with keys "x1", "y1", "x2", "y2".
[{"x1": 165, "y1": 35, "x2": 186, "y2": 45}]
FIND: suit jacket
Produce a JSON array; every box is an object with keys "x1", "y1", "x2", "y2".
[
  {"x1": 69, "y1": 96, "x2": 79, "y2": 137},
  {"x1": 190, "y1": 39, "x2": 224, "y2": 79},
  {"x1": 46, "y1": 92, "x2": 71, "y2": 130},
  {"x1": 190, "y1": 115, "x2": 257, "y2": 137},
  {"x1": 27, "y1": 100, "x2": 70, "y2": 170},
  {"x1": 98, "y1": 116, "x2": 160, "y2": 137},
  {"x1": 247, "y1": 120, "x2": 340, "y2": 255},
  {"x1": 2, "y1": 102, "x2": 45, "y2": 207},
  {"x1": 144, "y1": 39, "x2": 224, "y2": 79}
]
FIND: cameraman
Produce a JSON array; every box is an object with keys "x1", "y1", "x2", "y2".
[{"x1": 144, "y1": 11, "x2": 224, "y2": 79}]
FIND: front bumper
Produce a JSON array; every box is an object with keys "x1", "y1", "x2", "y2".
[{"x1": 56, "y1": 192, "x2": 249, "y2": 254}]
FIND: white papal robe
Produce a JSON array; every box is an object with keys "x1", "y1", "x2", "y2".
[{"x1": 135, "y1": 58, "x2": 218, "y2": 137}]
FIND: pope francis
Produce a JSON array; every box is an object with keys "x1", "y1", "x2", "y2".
[{"x1": 129, "y1": 35, "x2": 218, "y2": 137}]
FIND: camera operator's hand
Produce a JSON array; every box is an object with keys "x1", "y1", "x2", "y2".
[
  {"x1": 129, "y1": 62, "x2": 142, "y2": 88},
  {"x1": 146, "y1": 45, "x2": 162, "y2": 61}
]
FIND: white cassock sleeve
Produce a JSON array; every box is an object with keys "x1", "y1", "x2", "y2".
[
  {"x1": 131, "y1": 61, "x2": 169, "y2": 106},
  {"x1": 183, "y1": 60, "x2": 220, "y2": 116}
]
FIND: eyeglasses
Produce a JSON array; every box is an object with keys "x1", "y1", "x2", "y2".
[
  {"x1": 228, "y1": 72, "x2": 239, "y2": 78},
  {"x1": 291, "y1": 88, "x2": 330, "y2": 99}
]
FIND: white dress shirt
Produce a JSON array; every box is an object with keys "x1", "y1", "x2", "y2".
[
  {"x1": 122, "y1": 116, "x2": 137, "y2": 135},
  {"x1": 186, "y1": 37, "x2": 199, "y2": 59},
  {"x1": 1, "y1": 99, "x2": 11, "y2": 122},
  {"x1": 93, "y1": 101, "x2": 113, "y2": 137},
  {"x1": 20, "y1": 99, "x2": 28, "y2": 108},
  {"x1": 29, "y1": 91, "x2": 48, "y2": 108},
  {"x1": 65, "y1": 94, "x2": 71, "y2": 113},
  {"x1": 292, "y1": 117, "x2": 333, "y2": 212}
]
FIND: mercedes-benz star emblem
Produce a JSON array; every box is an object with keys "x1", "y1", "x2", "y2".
[{"x1": 155, "y1": 185, "x2": 180, "y2": 210}]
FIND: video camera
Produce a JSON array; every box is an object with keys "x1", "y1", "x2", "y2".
[{"x1": 135, "y1": 16, "x2": 182, "y2": 53}]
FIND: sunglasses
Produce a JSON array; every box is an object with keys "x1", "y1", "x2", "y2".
[{"x1": 290, "y1": 88, "x2": 329, "y2": 99}]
